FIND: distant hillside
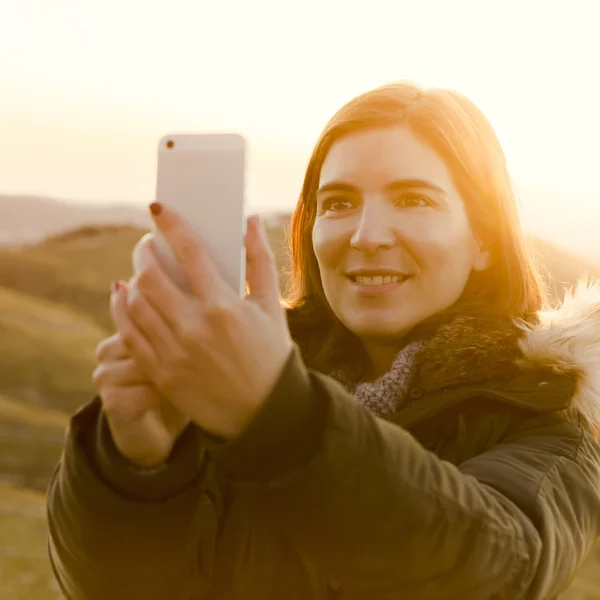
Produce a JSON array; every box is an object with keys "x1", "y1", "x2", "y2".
[
  {"x1": 0, "y1": 194, "x2": 150, "y2": 246},
  {"x1": 0, "y1": 220, "x2": 292, "y2": 330},
  {"x1": 0, "y1": 286, "x2": 106, "y2": 413},
  {"x1": 0, "y1": 225, "x2": 144, "y2": 331},
  {"x1": 516, "y1": 183, "x2": 600, "y2": 264},
  {"x1": 532, "y1": 237, "x2": 600, "y2": 300},
  {"x1": 0, "y1": 395, "x2": 67, "y2": 491}
]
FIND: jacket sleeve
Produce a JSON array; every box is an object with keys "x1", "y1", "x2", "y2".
[
  {"x1": 207, "y1": 346, "x2": 600, "y2": 600},
  {"x1": 46, "y1": 397, "x2": 221, "y2": 600}
]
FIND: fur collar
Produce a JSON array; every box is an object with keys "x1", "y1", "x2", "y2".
[
  {"x1": 518, "y1": 282, "x2": 600, "y2": 430},
  {"x1": 411, "y1": 282, "x2": 600, "y2": 430}
]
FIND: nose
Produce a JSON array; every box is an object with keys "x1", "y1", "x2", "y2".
[{"x1": 350, "y1": 204, "x2": 395, "y2": 253}]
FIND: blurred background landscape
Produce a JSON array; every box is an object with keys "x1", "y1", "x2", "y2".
[{"x1": 2, "y1": 0, "x2": 600, "y2": 597}]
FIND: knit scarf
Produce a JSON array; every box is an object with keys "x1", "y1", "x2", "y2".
[
  {"x1": 330, "y1": 341, "x2": 425, "y2": 419},
  {"x1": 327, "y1": 314, "x2": 527, "y2": 419}
]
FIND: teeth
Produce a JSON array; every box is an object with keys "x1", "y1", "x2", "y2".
[{"x1": 356, "y1": 275, "x2": 401, "y2": 285}]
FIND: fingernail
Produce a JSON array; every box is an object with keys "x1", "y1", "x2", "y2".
[
  {"x1": 111, "y1": 281, "x2": 118, "y2": 294},
  {"x1": 115, "y1": 281, "x2": 124, "y2": 293},
  {"x1": 149, "y1": 202, "x2": 163, "y2": 216}
]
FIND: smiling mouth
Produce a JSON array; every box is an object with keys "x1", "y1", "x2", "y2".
[{"x1": 347, "y1": 274, "x2": 411, "y2": 286}]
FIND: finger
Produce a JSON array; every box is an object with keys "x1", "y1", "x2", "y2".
[
  {"x1": 96, "y1": 332, "x2": 130, "y2": 362},
  {"x1": 92, "y1": 358, "x2": 150, "y2": 389},
  {"x1": 244, "y1": 215, "x2": 282, "y2": 316},
  {"x1": 127, "y1": 274, "x2": 183, "y2": 359},
  {"x1": 98, "y1": 384, "x2": 159, "y2": 422},
  {"x1": 132, "y1": 239, "x2": 193, "y2": 334},
  {"x1": 109, "y1": 280, "x2": 130, "y2": 332},
  {"x1": 149, "y1": 202, "x2": 234, "y2": 303},
  {"x1": 111, "y1": 282, "x2": 159, "y2": 373},
  {"x1": 132, "y1": 232, "x2": 156, "y2": 274}
]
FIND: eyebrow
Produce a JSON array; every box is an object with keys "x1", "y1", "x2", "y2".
[{"x1": 316, "y1": 178, "x2": 447, "y2": 196}]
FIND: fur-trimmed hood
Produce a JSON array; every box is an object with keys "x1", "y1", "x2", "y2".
[
  {"x1": 411, "y1": 282, "x2": 600, "y2": 431},
  {"x1": 518, "y1": 282, "x2": 600, "y2": 431}
]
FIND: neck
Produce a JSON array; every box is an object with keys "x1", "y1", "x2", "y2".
[{"x1": 362, "y1": 340, "x2": 406, "y2": 381}]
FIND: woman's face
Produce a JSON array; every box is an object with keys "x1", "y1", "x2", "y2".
[{"x1": 312, "y1": 126, "x2": 489, "y2": 346}]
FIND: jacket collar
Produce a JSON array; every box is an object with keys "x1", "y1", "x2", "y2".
[{"x1": 405, "y1": 282, "x2": 600, "y2": 431}]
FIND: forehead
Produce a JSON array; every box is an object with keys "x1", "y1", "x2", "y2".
[{"x1": 319, "y1": 126, "x2": 454, "y2": 190}]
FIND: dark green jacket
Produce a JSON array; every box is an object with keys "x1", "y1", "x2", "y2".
[{"x1": 46, "y1": 287, "x2": 600, "y2": 599}]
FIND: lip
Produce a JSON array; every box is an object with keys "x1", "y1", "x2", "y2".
[
  {"x1": 348, "y1": 276, "x2": 410, "y2": 296},
  {"x1": 345, "y1": 267, "x2": 409, "y2": 278}
]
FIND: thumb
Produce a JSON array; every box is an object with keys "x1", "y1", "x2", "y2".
[{"x1": 245, "y1": 215, "x2": 281, "y2": 315}]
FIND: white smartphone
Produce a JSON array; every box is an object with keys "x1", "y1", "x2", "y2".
[{"x1": 152, "y1": 133, "x2": 247, "y2": 297}]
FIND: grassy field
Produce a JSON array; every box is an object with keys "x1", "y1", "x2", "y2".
[
  {"x1": 0, "y1": 484, "x2": 62, "y2": 600},
  {"x1": 0, "y1": 395, "x2": 67, "y2": 492},
  {"x1": 0, "y1": 286, "x2": 107, "y2": 415},
  {"x1": 0, "y1": 225, "x2": 142, "y2": 332}
]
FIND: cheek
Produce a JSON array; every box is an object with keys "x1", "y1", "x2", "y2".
[
  {"x1": 312, "y1": 220, "x2": 348, "y2": 271},
  {"x1": 406, "y1": 216, "x2": 477, "y2": 271}
]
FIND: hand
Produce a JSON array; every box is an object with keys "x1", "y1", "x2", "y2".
[
  {"x1": 93, "y1": 298, "x2": 190, "y2": 468},
  {"x1": 111, "y1": 205, "x2": 294, "y2": 439}
]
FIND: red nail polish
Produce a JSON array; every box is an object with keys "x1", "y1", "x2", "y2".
[{"x1": 149, "y1": 202, "x2": 162, "y2": 216}]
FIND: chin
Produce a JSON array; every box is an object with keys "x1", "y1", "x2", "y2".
[{"x1": 346, "y1": 316, "x2": 415, "y2": 341}]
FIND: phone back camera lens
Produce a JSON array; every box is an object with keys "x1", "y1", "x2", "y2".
[{"x1": 166, "y1": 140, "x2": 175, "y2": 149}]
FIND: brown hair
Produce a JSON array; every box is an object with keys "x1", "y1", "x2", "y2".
[{"x1": 284, "y1": 81, "x2": 548, "y2": 375}]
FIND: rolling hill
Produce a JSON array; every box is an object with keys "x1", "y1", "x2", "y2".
[
  {"x1": 0, "y1": 225, "x2": 143, "y2": 331},
  {"x1": 0, "y1": 395, "x2": 67, "y2": 492},
  {"x1": 0, "y1": 286, "x2": 106, "y2": 413},
  {"x1": 0, "y1": 194, "x2": 150, "y2": 246}
]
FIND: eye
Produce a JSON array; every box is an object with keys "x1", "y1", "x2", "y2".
[
  {"x1": 395, "y1": 193, "x2": 433, "y2": 208},
  {"x1": 319, "y1": 196, "x2": 355, "y2": 214}
]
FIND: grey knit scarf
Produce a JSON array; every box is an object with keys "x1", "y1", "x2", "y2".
[{"x1": 330, "y1": 341, "x2": 425, "y2": 418}]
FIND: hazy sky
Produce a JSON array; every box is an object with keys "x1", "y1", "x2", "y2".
[{"x1": 1, "y1": 0, "x2": 599, "y2": 257}]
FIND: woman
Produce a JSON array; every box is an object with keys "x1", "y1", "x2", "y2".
[{"x1": 46, "y1": 82, "x2": 600, "y2": 599}]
